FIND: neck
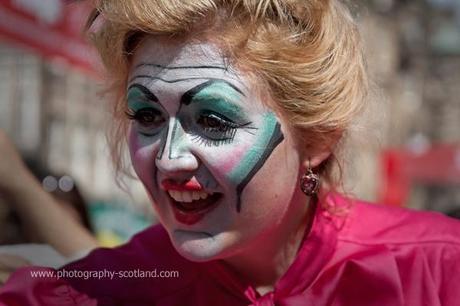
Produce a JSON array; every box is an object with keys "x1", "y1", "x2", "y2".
[{"x1": 225, "y1": 194, "x2": 317, "y2": 294}]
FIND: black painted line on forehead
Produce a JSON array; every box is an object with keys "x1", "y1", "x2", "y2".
[
  {"x1": 180, "y1": 80, "x2": 245, "y2": 106},
  {"x1": 127, "y1": 83, "x2": 159, "y2": 102},
  {"x1": 136, "y1": 63, "x2": 228, "y2": 71},
  {"x1": 235, "y1": 123, "x2": 285, "y2": 213},
  {"x1": 129, "y1": 76, "x2": 244, "y2": 96}
]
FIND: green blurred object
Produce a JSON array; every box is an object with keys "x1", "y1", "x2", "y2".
[{"x1": 88, "y1": 201, "x2": 154, "y2": 247}]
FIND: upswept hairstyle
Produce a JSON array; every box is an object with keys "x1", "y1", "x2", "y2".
[{"x1": 87, "y1": 0, "x2": 369, "y2": 192}]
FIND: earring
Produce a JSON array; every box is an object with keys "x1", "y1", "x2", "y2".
[{"x1": 300, "y1": 160, "x2": 320, "y2": 196}]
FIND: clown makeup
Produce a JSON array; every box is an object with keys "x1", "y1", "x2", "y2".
[{"x1": 127, "y1": 36, "x2": 304, "y2": 261}]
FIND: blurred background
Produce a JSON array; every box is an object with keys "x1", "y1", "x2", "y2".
[{"x1": 0, "y1": 0, "x2": 459, "y2": 247}]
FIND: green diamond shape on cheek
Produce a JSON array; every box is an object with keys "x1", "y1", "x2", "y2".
[{"x1": 227, "y1": 113, "x2": 284, "y2": 212}]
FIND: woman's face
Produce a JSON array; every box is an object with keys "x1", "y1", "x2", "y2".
[{"x1": 127, "y1": 36, "x2": 306, "y2": 261}]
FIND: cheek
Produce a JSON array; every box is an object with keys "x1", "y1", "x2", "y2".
[
  {"x1": 128, "y1": 128, "x2": 157, "y2": 186},
  {"x1": 214, "y1": 142, "x2": 252, "y2": 174},
  {"x1": 250, "y1": 145, "x2": 299, "y2": 200},
  {"x1": 216, "y1": 115, "x2": 283, "y2": 182},
  {"x1": 239, "y1": 143, "x2": 301, "y2": 227}
]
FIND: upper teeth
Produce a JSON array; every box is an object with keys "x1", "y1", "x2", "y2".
[{"x1": 168, "y1": 190, "x2": 211, "y2": 202}]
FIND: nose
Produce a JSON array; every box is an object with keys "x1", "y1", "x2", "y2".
[{"x1": 155, "y1": 118, "x2": 199, "y2": 175}]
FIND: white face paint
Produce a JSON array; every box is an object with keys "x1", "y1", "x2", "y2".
[{"x1": 127, "y1": 36, "x2": 306, "y2": 262}]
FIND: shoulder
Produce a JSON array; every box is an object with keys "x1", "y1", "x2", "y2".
[
  {"x1": 0, "y1": 266, "x2": 97, "y2": 306},
  {"x1": 0, "y1": 225, "x2": 200, "y2": 305},
  {"x1": 340, "y1": 197, "x2": 460, "y2": 247},
  {"x1": 63, "y1": 224, "x2": 199, "y2": 302},
  {"x1": 328, "y1": 196, "x2": 460, "y2": 304},
  {"x1": 66, "y1": 224, "x2": 178, "y2": 271}
]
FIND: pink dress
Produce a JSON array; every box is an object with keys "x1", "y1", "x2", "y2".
[{"x1": 1, "y1": 194, "x2": 460, "y2": 305}]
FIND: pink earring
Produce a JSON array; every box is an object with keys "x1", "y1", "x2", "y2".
[{"x1": 300, "y1": 160, "x2": 320, "y2": 196}]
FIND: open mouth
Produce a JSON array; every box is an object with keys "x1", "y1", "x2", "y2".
[{"x1": 167, "y1": 190, "x2": 223, "y2": 224}]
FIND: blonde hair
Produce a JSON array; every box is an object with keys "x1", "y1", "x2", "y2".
[{"x1": 87, "y1": 0, "x2": 369, "y2": 192}]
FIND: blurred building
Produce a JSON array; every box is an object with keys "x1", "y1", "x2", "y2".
[
  {"x1": 0, "y1": 0, "x2": 153, "y2": 245},
  {"x1": 354, "y1": 0, "x2": 460, "y2": 213}
]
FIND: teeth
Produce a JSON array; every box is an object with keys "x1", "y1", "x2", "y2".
[
  {"x1": 168, "y1": 190, "x2": 213, "y2": 202},
  {"x1": 192, "y1": 192, "x2": 200, "y2": 201},
  {"x1": 182, "y1": 192, "x2": 192, "y2": 203},
  {"x1": 170, "y1": 190, "x2": 181, "y2": 202},
  {"x1": 199, "y1": 192, "x2": 209, "y2": 200}
]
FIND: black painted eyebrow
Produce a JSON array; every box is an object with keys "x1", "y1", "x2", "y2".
[
  {"x1": 180, "y1": 80, "x2": 245, "y2": 106},
  {"x1": 135, "y1": 63, "x2": 228, "y2": 71},
  {"x1": 127, "y1": 84, "x2": 159, "y2": 102}
]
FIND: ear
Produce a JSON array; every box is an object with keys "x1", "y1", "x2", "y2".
[
  {"x1": 301, "y1": 150, "x2": 333, "y2": 171},
  {"x1": 299, "y1": 130, "x2": 342, "y2": 171}
]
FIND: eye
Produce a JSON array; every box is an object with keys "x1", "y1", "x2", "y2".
[
  {"x1": 191, "y1": 112, "x2": 256, "y2": 147},
  {"x1": 197, "y1": 113, "x2": 238, "y2": 135},
  {"x1": 191, "y1": 112, "x2": 239, "y2": 147},
  {"x1": 125, "y1": 108, "x2": 166, "y2": 132},
  {"x1": 199, "y1": 115, "x2": 231, "y2": 131}
]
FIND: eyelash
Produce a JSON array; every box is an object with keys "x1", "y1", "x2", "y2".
[
  {"x1": 125, "y1": 108, "x2": 165, "y2": 134},
  {"x1": 192, "y1": 113, "x2": 251, "y2": 147},
  {"x1": 125, "y1": 109, "x2": 137, "y2": 120}
]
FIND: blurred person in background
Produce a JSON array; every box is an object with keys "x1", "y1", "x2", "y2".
[{"x1": 0, "y1": 130, "x2": 98, "y2": 285}]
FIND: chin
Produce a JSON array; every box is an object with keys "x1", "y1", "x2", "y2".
[{"x1": 169, "y1": 229, "x2": 231, "y2": 262}]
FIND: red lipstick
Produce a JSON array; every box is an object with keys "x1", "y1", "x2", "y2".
[
  {"x1": 161, "y1": 178, "x2": 203, "y2": 192},
  {"x1": 172, "y1": 207, "x2": 214, "y2": 225}
]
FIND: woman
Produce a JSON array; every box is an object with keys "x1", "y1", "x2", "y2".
[{"x1": 1, "y1": 0, "x2": 459, "y2": 305}]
